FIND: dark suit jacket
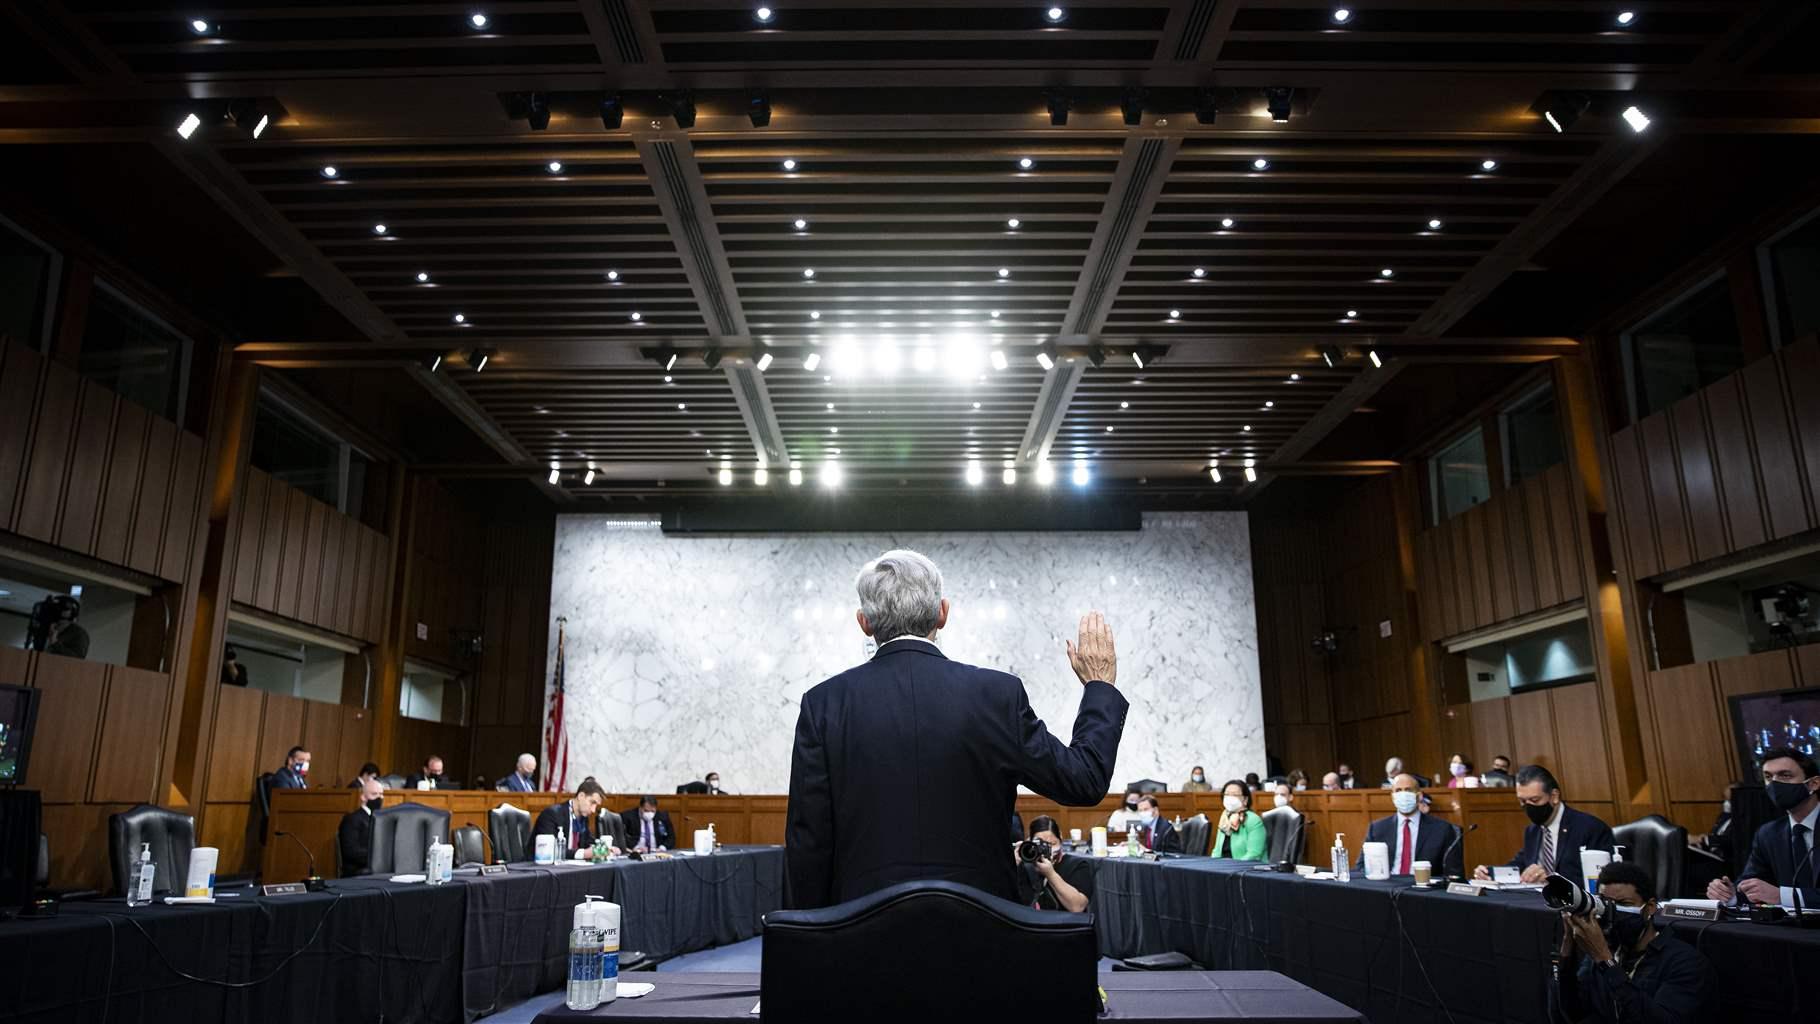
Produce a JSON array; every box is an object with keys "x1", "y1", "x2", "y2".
[
  {"x1": 1139, "y1": 817, "x2": 1181, "y2": 854},
  {"x1": 338, "y1": 807, "x2": 374, "y2": 876},
  {"x1": 534, "y1": 802, "x2": 596, "y2": 854},
  {"x1": 621, "y1": 808, "x2": 676, "y2": 851},
  {"x1": 785, "y1": 637, "x2": 1128, "y2": 909},
  {"x1": 1506, "y1": 804, "x2": 1614, "y2": 886},
  {"x1": 1357, "y1": 812, "x2": 1462, "y2": 878},
  {"x1": 1739, "y1": 814, "x2": 1819, "y2": 906},
  {"x1": 403, "y1": 772, "x2": 454, "y2": 791},
  {"x1": 271, "y1": 766, "x2": 308, "y2": 790},
  {"x1": 500, "y1": 772, "x2": 536, "y2": 793}
]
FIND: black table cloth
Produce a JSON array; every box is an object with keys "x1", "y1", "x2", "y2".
[{"x1": 529, "y1": 971, "x2": 1366, "y2": 1023}]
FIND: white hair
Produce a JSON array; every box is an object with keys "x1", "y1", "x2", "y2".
[
  {"x1": 855, "y1": 549, "x2": 944, "y2": 643},
  {"x1": 517, "y1": 753, "x2": 536, "y2": 771}
]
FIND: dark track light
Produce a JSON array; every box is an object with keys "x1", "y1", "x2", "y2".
[
  {"x1": 1045, "y1": 90, "x2": 1072, "y2": 127},
  {"x1": 747, "y1": 91, "x2": 771, "y2": 128},
  {"x1": 599, "y1": 93, "x2": 624, "y2": 130},
  {"x1": 664, "y1": 90, "x2": 697, "y2": 129},
  {"x1": 653, "y1": 345, "x2": 678, "y2": 373},
  {"x1": 526, "y1": 92, "x2": 550, "y2": 131},
  {"x1": 1316, "y1": 344, "x2": 1343, "y2": 369},
  {"x1": 1194, "y1": 88, "x2": 1219, "y2": 125},
  {"x1": 228, "y1": 100, "x2": 268, "y2": 139},
  {"x1": 1085, "y1": 344, "x2": 1106, "y2": 369},
  {"x1": 1120, "y1": 88, "x2": 1145, "y2": 127},
  {"x1": 1131, "y1": 344, "x2": 1164, "y2": 369},
  {"x1": 1543, "y1": 92, "x2": 1590, "y2": 134},
  {"x1": 702, "y1": 347, "x2": 724, "y2": 371},
  {"x1": 1265, "y1": 88, "x2": 1294, "y2": 124}
]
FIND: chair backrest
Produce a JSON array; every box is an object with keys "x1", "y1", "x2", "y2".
[
  {"x1": 677, "y1": 780, "x2": 710, "y2": 795},
  {"x1": 378, "y1": 774, "x2": 407, "y2": 790},
  {"x1": 1261, "y1": 806, "x2": 1305, "y2": 864},
  {"x1": 453, "y1": 824, "x2": 487, "y2": 867},
  {"x1": 762, "y1": 880, "x2": 1099, "y2": 1020},
  {"x1": 253, "y1": 773, "x2": 276, "y2": 844},
  {"x1": 1178, "y1": 814, "x2": 1211, "y2": 857},
  {"x1": 488, "y1": 802, "x2": 533, "y2": 863},
  {"x1": 370, "y1": 804, "x2": 451, "y2": 874},
  {"x1": 108, "y1": 804, "x2": 196, "y2": 896},
  {"x1": 1125, "y1": 779, "x2": 1168, "y2": 794},
  {"x1": 1614, "y1": 814, "x2": 1686, "y2": 899}
]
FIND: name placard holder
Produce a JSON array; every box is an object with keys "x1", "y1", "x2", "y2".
[
  {"x1": 1446, "y1": 882, "x2": 1488, "y2": 897},
  {"x1": 1661, "y1": 904, "x2": 1720, "y2": 922},
  {"x1": 261, "y1": 882, "x2": 308, "y2": 896},
  {"x1": 480, "y1": 864, "x2": 510, "y2": 876}
]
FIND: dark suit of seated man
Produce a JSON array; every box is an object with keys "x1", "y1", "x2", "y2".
[
  {"x1": 1706, "y1": 747, "x2": 1820, "y2": 908},
  {"x1": 500, "y1": 753, "x2": 538, "y2": 793},
  {"x1": 1473, "y1": 764, "x2": 1613, "y2": 887},
  {"x1": 786, "y1": 549, "x2": 1127, "y2": 909},
  {"x1": 1358, "y1": 773, "x2": 1463, "y2": 878},
  {"x1": 1133, "y1": 794, "x2": 1181, "y2": 854},
  {"x1": 1550, "y1": 861, "x2": 1712, "y2": 1024},
  {"x1": 339, "y1": 778, "x2": 384, "y2": 876},
  {"x1": 621, "y1": 796, "x2": 676, "y2": 852},
  {"x1": 534, "y1": 780, "x2": 620, "y2": 859},
  {"x1": 272, "y1": 747, "x2": 311, "y2": 790},
  {"x1": 403, "y1": 755, "x2": 455, "y2": 791}
]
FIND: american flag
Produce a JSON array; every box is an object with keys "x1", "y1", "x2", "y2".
[{"x1": 542, "y1": 617, "x2": 569, "y2": 792}]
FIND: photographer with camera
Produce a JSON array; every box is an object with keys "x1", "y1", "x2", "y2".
[
  {"x1": 1013, "y1": 816, "x2": 1092, "y2": 913},
  {"x1": 1548, "y1": 861, "x2": 1712, "y2": 1024},
  {"x1": 26, "y1": 595, "x2": 88, "y2": 660}
]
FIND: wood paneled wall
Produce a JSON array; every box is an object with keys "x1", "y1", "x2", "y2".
[
  {"x1": 1606, "y1": 340, "x2": 1820, "y2": 580},
  {"x1": 229, "y1": 466, "x2": 389, "y2": 644},
  {"x1": 1441, "y1": 680, "x2": 1616, "y2": 820},
  {"x1": 1412, "y1": 462, "x2": 1586, "y2": 643}
]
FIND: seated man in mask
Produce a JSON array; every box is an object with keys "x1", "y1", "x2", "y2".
[
  {"x1": 1551, "y1": 861, "x2": 1712, "y2": 1023},
  {"x1": 338, "y1": 777, "x2": 385, "y2": 876},
  {"x1": 1014, "y1": 816, "x2": 1092, "y2": 912}
]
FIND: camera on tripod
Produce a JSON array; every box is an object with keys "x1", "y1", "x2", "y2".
[
  {"x1": 24, "y1": 595, "x2": 80, "y2": 652},
  {"x1": 1017, "y1": 838, "x2": 1053, "y2": 863},
  {"x1": 1543, "y1": 874, "x2": 1615, "y2": 923}
]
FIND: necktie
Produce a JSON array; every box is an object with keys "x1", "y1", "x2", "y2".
[
  {"x1": 1399, "y1": 819, "x2": 1413, "y2": 875},
  {"x1": 1539, "y1": 825, "x2": 1556, "y2": 874},
  {"x1": 644, "y1": 819, "x2": 654, "y2": 849},
  {"x1": 1794, "y1": 824, "x2": 1811, "y2": 887}
]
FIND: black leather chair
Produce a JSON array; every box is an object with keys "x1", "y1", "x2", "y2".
[
  {"x1": 1614, "y1": 814, "x2": 1686, "y2": 898},
  {"x1": 36, "y1": 833, "x2": 48, "y2": 888},
  {"x1": 1177, "y1": 813, "x2": 1211, "y2": 857},
  {"x1": 676, "y1": 780, "x2": 710, "y2": 795},
  {"x1": 762, "y1": 880, "x2": 1099, "y2": 1019},
  {"x1": 1261, "y1": 807, "x2": 1305, "y2": 864},
  {"x1": 488, "y1": 802, "x2": 533, "y2": 864},
  {"x1": 108, "y1": 804, "x2": 196, "y2": 896},
  {"x1": 453, "y1": 824, "x2": 486, "y2": 868},
  {"x1": 370, "y1": 804, "x2": 450, "y2": 875},
  {"x1": 1124, "y1": 778, "x2": 1168, "y2": 794},
  {"x1": 254, "y1": 772, "x2": 275, "y2": 842},
  {"x1": 378, "y1": 773, "x2": 407, "y2": 790}
]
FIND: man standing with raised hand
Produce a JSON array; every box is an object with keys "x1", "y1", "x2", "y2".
[{"x1": 785, "y1": 549, "x2": 1127, "y2": 909}]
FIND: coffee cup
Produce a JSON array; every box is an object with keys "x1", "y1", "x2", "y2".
[{"x1": 1412, "y1": 860, "x2": 1432, "y2": 885}]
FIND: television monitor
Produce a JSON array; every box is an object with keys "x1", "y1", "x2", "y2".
[
  {"x1": 0, "y1": 685, "x2": 40, "y2": 787},
  {"x1": 1729, "y1": 685, "x2": 1820, "y2": 780}
]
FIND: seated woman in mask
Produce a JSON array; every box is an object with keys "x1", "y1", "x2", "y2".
[
  {"x1": 1209, "y1": 779, "x2": 1267, "y2": 861},
  {"x1": 1183, "y1": 765, "x2": 1213, "y2": 793},
  {"x1": 1106, "y1": 788, "x2": 1145, "y2": 832}
]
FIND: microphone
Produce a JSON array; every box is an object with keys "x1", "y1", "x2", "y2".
[
  {"x1": 1440, "y1": 823, "x2": 1477, "y2": 882},
  {"x1": 273, "y1": 830, "x2": 329, "y2": 891}
]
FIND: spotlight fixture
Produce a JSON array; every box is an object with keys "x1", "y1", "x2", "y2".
[
  {"x1": 820, "y1": 461, "x2": 843, "y2": 488},
  {"x1": 599, "y1": 93, "x2": 624, "y2": 130},
  {"x1": 664, "y1": 90, "x2": 697, "y2": 128},
  {"x1": 1086, "y1": 345, "x2": 1106, "y2": 368},
  {"x1": 427, "y1": 353, "x2": 444, "y2": 373},
  {"x1": 782, "y1": 158, "x2": 798, "y2": 171},
  {"x1": 1132, "y1": 344, "x2": 1161, "y2": 369},
  {"x1": 754, "y1": 467, "x2": 769, "y2": 485},
  {"x1": 756, "y1": 352, "x2": 774, "y2": 372},
  {"x1": 1332, "y1": 7, "x2": 1352, "y2": 22},
  {"x1": 1121, "y1": 88, "x2": 1145, "y2": 127},
  {"x1": 1194, "y1": 88, "x2": 1219, "y2": 125},
  {"x1": 1045, "y1": 90, "x2": 1072, "y2": 127},
  {"x1": 997, "y1": 267, "x2": 1011, "y2": 279},
  {"x1": 549, "y1": 468, "x2": 562, "y2": 485},
  {"x1": 794, "y1": 218, "x2": 808, "y2": 230},
  {"x1": 1543, "y1": 93, "x2": 1590, "y2": 134},
  {"x1": 755, "y1": 6, "x2": 775, "y2": 22},
  {"x1": 470, "y1": 348, "x2": 493, "y2": 372},
  {"x1": 1018, "y1": 156, "x2": 1034, "y2": 170},
  {"x1": 584, "y1": 469, "x2": 596, "y2": 485},
  {"x1": 1379, "y1": 268, "x2": 1394, "y2": 278},
  {"x1": 1427, "y1": 218, "x2": 1443, "y2": 230},
  {"x1": 1621, "y1": 105, "x2": 1651, "y2": 133},
  {"x1": 809, "y1": 310, "x2": 820, "y2": 320},
  {"x1": 1480, "y1": 158, "x2": 1499, "y2": 172},
  {"x1": 373, "y1": 223, "x2": 388, "y2": 235},
  {"x1": 990, "y1": 349, "x2": 1009, "y2": 371},
  {"x1": 1220, "y1": 217, "x2": 1235, "y2": 229},
  {"x1": 230, "y1": 100, "x2": 268, "y2": 140},
  {"x1": 629, "y1": 311, "x2": 643, "y2": 322},
  {"x1": 1003, "y1": 467, "x2": 1017, "y2": 486},
  {"x1": 788, "y1": 466, "x2": 803, "y2": 486},
  {"x1": 176, "y1": 112, "x2": 202, "y2": 139},
  {"x1": 748, "y1": 91, "x2": 772, "y2": 128},
  {"x1": 468, "y1": 12, "x2": 489, "y2": 29},
  {"x1": 526, "y1": 92, "x2": 550, "y2": 131},
  {"x1": 1006, "y1": 218, "x2": 1021, "y2": 229},
  {"x1": 718, "y1": 467, "x2": 733, "y2": 486},
  {"x1": 803, "y1": 351, "x2": 822, "y2": 372},
  {"x1": 990, "y1": 310, "x2": 1000, "y2": 319},
  {"x1": 1368, "y1": 349, "x2": 1383, "y2": 368},
  {"x1": 1616, "y1": 10, "x2": 1635, "y2": 26},
  {"x1": 1210, "y1": 466, "x2": 1223, "y2": 483},
  {"x1": 1045, "y1": 6, "x2": 1066, "y2": 23},
  {"x1": 1242, "y1": 424, "x2": 1252, "y2": 432},
  {"x1": 1071, "y1": 460, "x2": 1090, "y2": 487},
  {"x1": 1036, "y1": 460, "x2": 1055, "y2": 486},
  {"x1": 606, "y1": 269, "x2": 620, "y2": 282},
  {"x1": 416, "y1": 271, "x2": 430, "y2": 283},
  {"x1": 1345, "y1": 309, "x2": 1359, "y2": 319},
  {"x1": 1252, "y1": 157, "x2": 1270, "y2": 171},
  {"x1": 1265, "y1": 88, "x2": 1294, "y2": 123},
  {"x1": 452, "y1": 313, "x2": 467, "y2": 324},
  {"x1": 1244, "y1": 466, "x2": 1258, "y2": 482},
  {"x1": 1036, "y1": 342, "x2": 1057, "y2": 371},
  {"x1": 802, "y1": 267, "x2": 816, "y2": 279},
  {"x1": 1317, "y1": 344, "x2": 1343, "y2": 368},
  {"x1": 1167, "y1": 309, "x2": 1180, "y2": 321},
  {"x1": 655, "y1": 345, "x2": 678, "y2": 372},
  {"x1": 1192, "y1": 267, "x2": 1206, "y2": 278},
  {"x1": 320, "y1": 165, "x2": 339, "y2": 178},
  {"x1": 1289, "y1": 372, "x2": 1301, "y2": 381},
  {"x1": 965, "y1": 460, "x2": 984, "y2": 486},
  {"x1": 547, "y1": 160, "x2": 563, "y2": 173}
]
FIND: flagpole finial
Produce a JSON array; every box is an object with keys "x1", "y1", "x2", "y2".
[{"x1": 557, "y1": 615, "x2": 568, "y2": 624}]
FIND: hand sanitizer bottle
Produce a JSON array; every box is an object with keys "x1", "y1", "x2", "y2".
[
  {"x1": 1332, "y1": 833, "x2": 1351, "y2": 882},
  {"x1": 127, "y1": 842, "x2": 156, "y2": 906}
]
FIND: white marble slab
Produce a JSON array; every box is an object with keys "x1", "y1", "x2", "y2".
[{"x1": 546, "y1": 512, "x2": 1263, "y2": 795}]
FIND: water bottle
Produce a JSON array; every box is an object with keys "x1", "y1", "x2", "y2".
[
  {"x1": 127, "y1": 842, "x2": 156, "y2": 907},
  {"x1": 426, "y1": 834, "x2": 439, "y2": 879},
  {"x1": 566, "y1": 922, "x2": 604, "y2": 1010},
  {"x1": 1332, "y1": 833, "x2": 1350, "y2": 882}
]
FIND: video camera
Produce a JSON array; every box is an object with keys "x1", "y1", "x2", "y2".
[
  {"x1": 1017, "y1": 838, "x2": 1053, "y2": 864},
  {"x1": 24, "y1": 595, "x2": 80, "y2": 652},
  {"x1": 1542, "y1": 873, "x2": 1615, "y2": 923}
]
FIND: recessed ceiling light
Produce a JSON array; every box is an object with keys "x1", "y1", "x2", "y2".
[
  {"x1": 189, "y1": 18, "x2": 212, "y2": 34},
  {"x1": 718, "y1": 468, "x2": 733, "y2": 486},
  {"x1": 320, "y1": 165, "x2": 338, "y2": 179},
  {"x1": 1071, "y1": 460, "x2": 1090, "y2": 487},
  {"x1": 452, "y1": 313, "x2": 466, "y2": 323},
  {"x1": 469, "y1": 12, "x2": 489, "y2": 29},
  {"x1": 755, "y1": 6, "x2": 775, "y2": 21},
  {"x1": 416, "y1": 271, "x2": 430, "y2": 283},
  {"x1": 793, "y1": 218, "x2": 807, "y2": 230},
  {"x1": 964, "y1": 460, "x2": 985, "y2": 487},
  {"x1": 1120, "y1": 401, "x2": 1129, "y2": 409},
  {"x1": 1379, "y1": 268, "x2": 1395, "y2": 278},
  {"x1": 803, "y1": 352, "x2": 822, "y2": 371},
  {"x1": 821, "y1": 461, "x2": 843, "y2": 488},
  {"x1": 677, "y1": 403, "x2": 687, "y2": 411},
  {"x1": 989, "y1": 350, "x2": 1008, "y2": 371},
  {"x1": 1428, "y1": 218, "x2": 1443, "y2": 230},
  {"x1": 826, "y1": 403, "x2": 835, "y2": 411},
  {"x1": 1264, "y1": 400, "x2": 1275, "y2": 408},
  {"x1": 1332, "y1": 7, "x2": 1351, "y2": 23},
  {"x1": 176, "y1": 113, "x2": 202, "y2": 139},
  {"x1": 1252, "y1": 158, "x2": 1269, "y2": 171},
  {"x1": 606, "y1": 269, "x2": 620, "y2": 281},
  {"x1": 663, "y1": 374, "x2": 673, "y2": 383},
  {"x1": 997, "y1": 267, "x2": 1010, "y2": 278},
  {"x1": 1167, "y1": 309, "x2": 1180, "y2": 320},
  {"x1": 1480, "y1": 159, "x2": 1499, "y2": 172},
  {"x1": 1045, "y1": 6, "x2": 1066, "y2": 22},
  {"x1": 788, "y1": 468, "x2": 803, "y2": 486},
  {"x1": 782, "y1": 158, "x2": 798, "y2": 171},
  {"x1": 1345, "y1": 309, "x2": 1358, "y2": 318},
  {"x1": 1105, "y1": 426, "x2": 1114, "y2": 433},
  {"x1": 630, "y1": 311, "x2": 642, "y2": 321},
  {"x1": 1616, "y1": 10, "x2": 1635, "y2": 26},
  {"x1": 1018, "y1": 156, "x2": 1034, "y2": 170},
  {"x1": 802, "y1": 268, "x2": 815, "y2": 278},
  {"x1": 1290, "y1": 372, "x2": 1301, "y2": 380},
  {"x1": 372, "y1": 223, "x2": 388, "y2": 235},
  {"x1": 1242, "y1": 425, "x2": 1252, "y2": 432},
  {"x1": 1006, "y1": 218, "x2": 1021, "y2": 229},
  {"x1": 809, "y1": 310, "x2": 820, "y2": 320},
  {"x1": 972, "y1": 401, "x2": 982, "y2": 410},
  {"x1": 989, "y1": 310, "x2": 1000, "y2": 319},
  {"x1": 547, "y1": 160, "x2": 563, "y2": 173},
  {"x1": 1621, "y1": 105, "x2": 1651, "y2": 133}
]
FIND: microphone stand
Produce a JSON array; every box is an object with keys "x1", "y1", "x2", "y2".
[
  {"x1": 273, "y1": 830, "x2": 330, "y2": 891},
  {"x1": 1440, "y1": 823, "x2": 1478, "y2": 883}
]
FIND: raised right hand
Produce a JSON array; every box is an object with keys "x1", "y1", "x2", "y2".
[{"x1": 1065, "y1": 611, "x2": 1117, "y2": 686}]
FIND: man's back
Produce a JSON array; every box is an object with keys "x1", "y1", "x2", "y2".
[{"x1": 786, "y1": 635, "x2": 1125, "y2": 908}]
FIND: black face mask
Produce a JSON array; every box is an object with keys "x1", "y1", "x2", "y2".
[
  {"x1": 1524, "y1": 801, "x2": 1556, "y2": 827},
  {"x1": 1768, "y1": 779, "x2": 1815, "y2": 811},
  {"x1": 366, "y1": 798, "x2": 384, "y2": 812},
  {"x1": 1125, "y1": 798, "x2": 1139, "y2": 810},
  {"x1": 1338, "y1": 772, "x2": 1351, "y2": 781},
  {"x1": 1605, "y1": 907, "x2": 1650, "y2": 950}
]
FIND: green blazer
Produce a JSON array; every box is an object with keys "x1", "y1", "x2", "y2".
[{"x1": 1210, "y1": 810, "x2": 1267, "y2": 861}]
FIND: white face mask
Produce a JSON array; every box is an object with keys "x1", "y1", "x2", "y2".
[
  {"x1": 1192, "y1": 773, "x2": 1205, "y2": 783},
  {"x1": 641, "y1": 810, "x2": 656, "y2": 821},
  {"x1": 1721, "y1": 800, "x2": 1731, "y2": 814},
  {"x1": 1294, "y1": 783, "x2": 1306, "y2": 791},
  {"x1": 1392, "y1": 791, "x2": 1419, "y2": 815},
  {"x1": 1222, "y1": 795, "x2": 1246, "y2": 813},
  {"x1": 707, "y1": 779, "x2": 719, "y2": 789},
  {"x1": 296, "y1": 760, "x2": 309, "y2": 775},
  {"x1": 1138, "y1": 810, "x2": 1156, "y2": 825},
  {"x1": 1273, "y1": 794, "x2": 1290, "y2": 808}
]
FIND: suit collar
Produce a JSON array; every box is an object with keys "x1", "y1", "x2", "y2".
[{"x1": 871, "y1": 636, "x2": 945, "y2": 661}]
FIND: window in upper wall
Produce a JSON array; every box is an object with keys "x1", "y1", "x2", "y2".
[
  {"x1": 223, "y1": 615, "x2": 360, "y2": 705},
  {"x1": 1429, "y1": 425, "x2": 1490, "y2": 524},
  {"x1": 0, "y1": 217, "x2": 59, "y2": 351},
  {"x1": 1762, "y1": 208, "x2": 1820, "y2": 348},
  {"x1": 400, "y1": 661, "x2": 464, "y2": 725},
  {"x1": 81, "y1": 283, "x2": 191, "y2": 422},
  {"x1": 250, "y1": 390, "x2": 374, "y2": 516},
  {"x1": 1501, "y1": 382, "x2": 1564, "y2": 486},
  {"x1": 1621, "y1": 274, "x2": 1744, "y2": 422},
  {"x1": 0, "y1": 554, "x2": 162, "y2": 671}
]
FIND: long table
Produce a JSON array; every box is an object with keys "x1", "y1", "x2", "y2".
[{"x1": 2, "y1": 846, "x2": 784, "y2": 1024}]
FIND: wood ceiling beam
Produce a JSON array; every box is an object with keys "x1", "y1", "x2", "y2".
[{"x1": 403, "y1": 363, "x2": 573, "y2": 504}]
